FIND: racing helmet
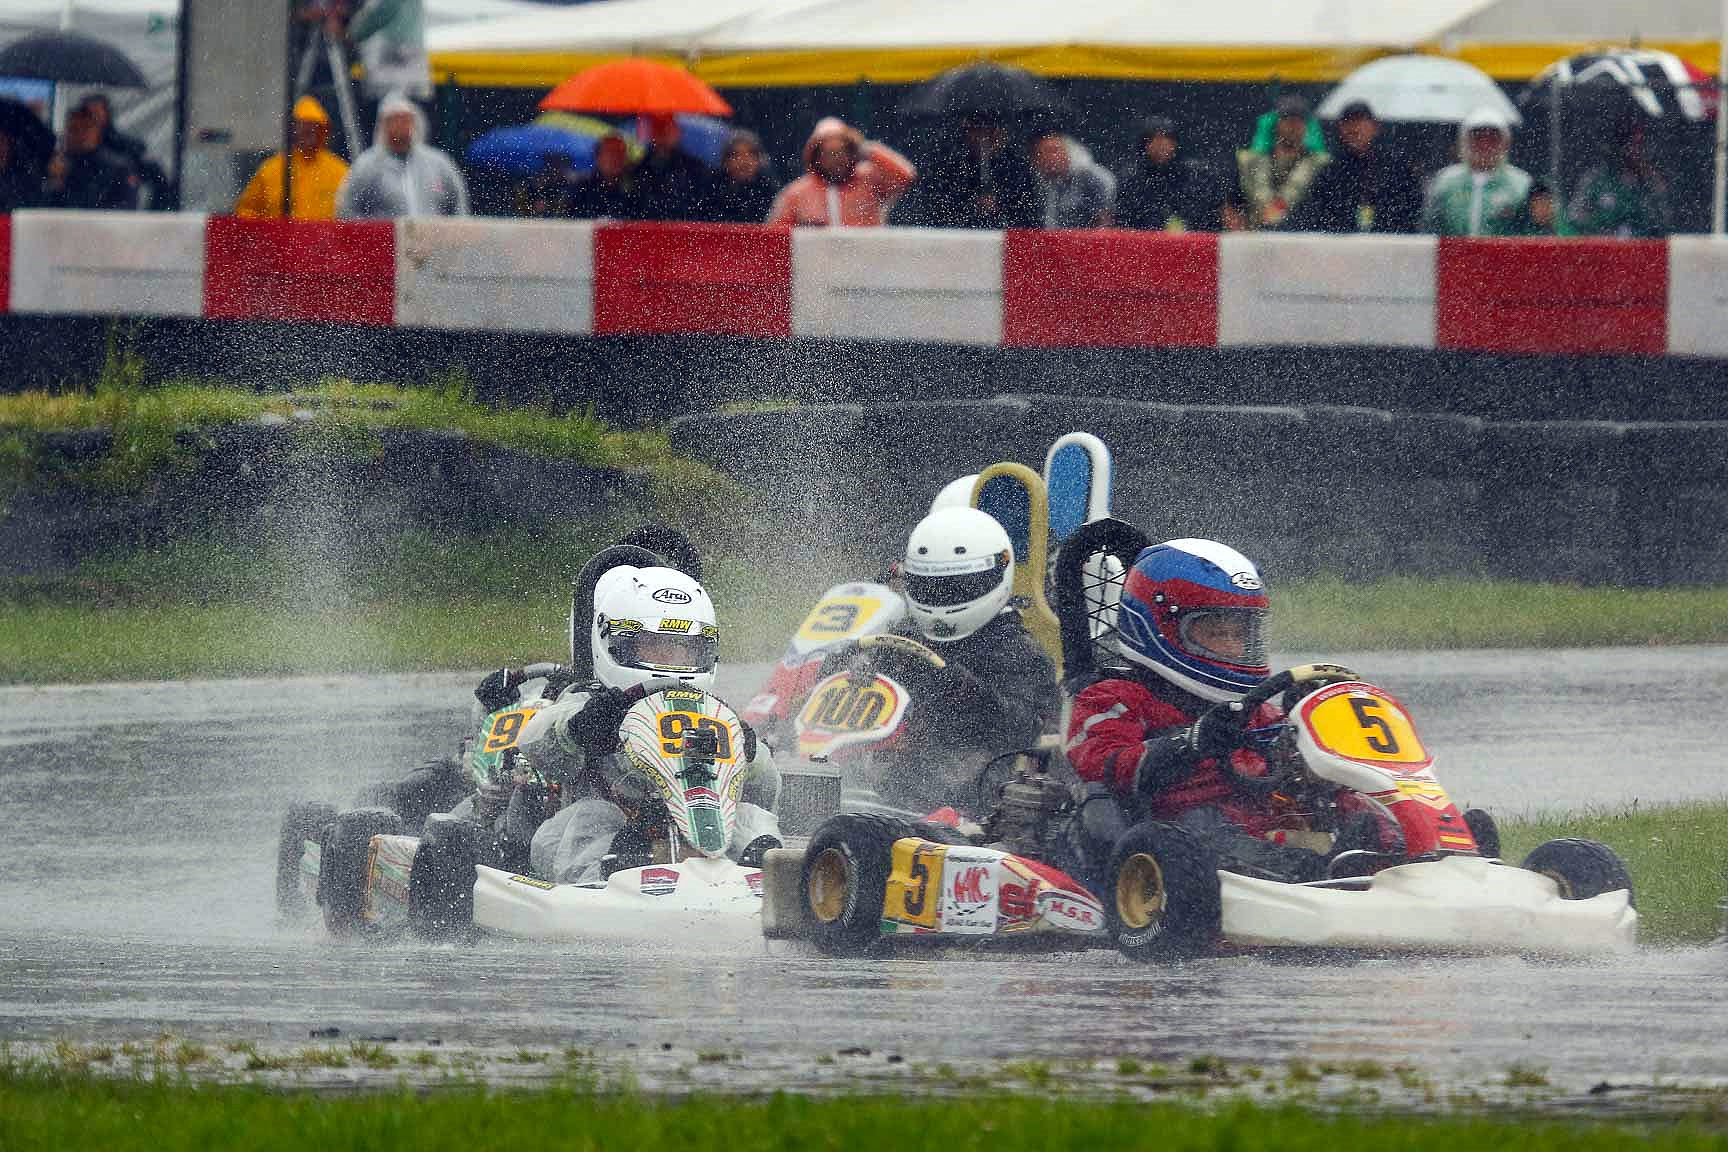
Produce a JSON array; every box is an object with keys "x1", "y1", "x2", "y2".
[
  {"x1": 928, "y1": 473, "x2": 979, "y2": 514},
  {"x1": 902, "y1": 507, "x2": 1014, "y2": 643},
  {"x1": 1115, "y1": 538, "x2": 1269, "y2": 703},
  {"x1": 589, "y1": 565, "x2": 719, "y2": 691}
]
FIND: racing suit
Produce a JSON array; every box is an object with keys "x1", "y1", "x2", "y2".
[
  {"x1": 872, "y1": 610, "x2": 1060, "y2": 813},
  {"x1": 1064, "y1": 672, "x2": 1341, "y2": 886},
  {"x1": 512, "y1": 689, "x2": 781, "y2": 885}
]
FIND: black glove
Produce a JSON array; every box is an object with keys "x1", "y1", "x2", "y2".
[
  {"x1": 1186, "y1": 702, "x2": 1249, "y2": 760},
  {"x1": 739, "y1": 718, "x2": 759, "y2": 763},
  {"x1": 566, "y1": 687, "x2": 632, "y2": 756},
  {"x1": 475, "y1": 666, "x2": 528, "y2": 712},
  {"x1": 541, "y1": 664, "x2": 578, "y2": 699}
]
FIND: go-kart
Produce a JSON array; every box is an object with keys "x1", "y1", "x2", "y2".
[
  {"x1": 759, "y1": 518, "x2": 1639, "y2": 960},
  {"x1": 277, "y1": 679, "x2": 793, "y2": 945}
]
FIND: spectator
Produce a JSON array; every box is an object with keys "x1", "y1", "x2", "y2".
[
  {"x1": 1420, "y1": 106, "x2": 1532, "y2": 236},
  {"x1": 0, "y1": 126, "x2": 44, "y2": 212},
  {"x1": 1286, "y1": 101, "x2": 1423, "y2": 233},
  {"x1": 336, "y1": 92, "x2": 467, "y2": 218},
  {"x1": 635, "y1": 114, "x2": 713, "y2": 220},
  {"x1": 1225, "y1": 94, "x2": 1328, "y2": 230},
  {"x1": 767, "y1": 116, "x2": 915, "y2": 227},
  {"x1": 912, "y1": 118, "x2": 1039, "y2": 229},
  {"x1": 708, "y1": 129, "x2": 780, "y2": 223},
  {"x1": 1569, "y1": 119, "x2": 1672, "y2": 238},
  {"x1": 234, "y1": 96, "x2": 349, "y2": 219},
  {"x1": 78, "y1": 94, "x2": 171, "y2": 208},
  {"x1": 43, "y1": 102, "x2": 136, "y2": 210},
  {"x1": 566, "y1": 133, "x2": 642, "y2": 220},
  {"x1": 1028, "y1": 131, "x2": 1113, "y2": 228},
  {"x1": 1114, "y1": 116, "x2": 1223, "y2": 232},
  {"x1": 1528, "y1": 179, "x2": 1558, "y2": 234},
  {"x1": 516, "y1": 152, "x2": 578, "y2": 218}
]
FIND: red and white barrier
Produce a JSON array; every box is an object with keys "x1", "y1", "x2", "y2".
[
  {"x1": 397, "y1": 217, "x2": 593, "y2": 334},
  {"x1": 11, "y1": 211, "x2": 205, "y2": 317},
  {"x1": 1, "y1": 212, "x2": 1723, "y2": 359},
  {"x1": 794, "y1": 227, "x2": 1002, "y2": 345},
  {"x1": 1219, "y1": 233, "x2": 1435, "y2": 348}
]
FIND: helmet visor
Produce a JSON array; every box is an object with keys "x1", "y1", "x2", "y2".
[
  {"x1": 1178, "y1": 608, "x2": 1267, "y2": 669},
  {"x1": 608, "y1": 630, "x2": 717, "y2": 675},
  {"x1": 904, "y1": 555, "x2": 1010, "y2": 608}
]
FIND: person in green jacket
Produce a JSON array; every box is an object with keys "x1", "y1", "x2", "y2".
[
  {"x1": 1420, "y1": 107, "x2": 1534, "y2": 237},
  {"x1": 1568, "y1": 119, "x2": 1673, "y2": 238}
]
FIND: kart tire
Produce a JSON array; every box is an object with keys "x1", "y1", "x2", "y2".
[
  {"x1": 407, "y1": 816, "x2": 477, "y2": 941},
  {"x1": 801, "y1": 812, "x2": 919, "y2": 957},
  {"x1": 1105, "y1": 821, "x2": 1221, "y2": 962},
  {"x1": 276, "y1": 801, "x2": 337, "y2": 922},
  {"x1": 1463, "y1": 808, "x2": 1501, "y2": 859},
  {"x1": 1521, "y1": 838, "x2": 1635, "y2": 906},
  {"x1": 317, "y1": 807, "x2": 404, "y2": 937}
]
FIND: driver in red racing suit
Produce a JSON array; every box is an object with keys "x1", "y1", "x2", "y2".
[{"x1": 1064, "y1": 538, "x2": 1391, "y2": 888}]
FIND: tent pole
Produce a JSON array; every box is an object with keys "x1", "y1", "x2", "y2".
[
  {"x1": 1548, "y1": 76, "x2": 1563, "y2": 227},
  {"x1": 1715, "y1": 0, "x2": 1727, "y2": 235}
]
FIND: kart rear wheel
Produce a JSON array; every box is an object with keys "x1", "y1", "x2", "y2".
[
  {"x1": 1463, "y1": 808, "x2": 1501, "y2": 859},
  {"x1": 276, "y1": 802, "x2": 337, "y2": 922},
  {"x1": 317, "y1": 807, "x2": 404, "y2": 937},
  {"x1": 1105, "y1": 821, "x2": 1221, "y2": 962},
  {"x1": 801, "y1": 812, "x2": 918, "y2": 957},
  {"x1": 1522, "y1": 838, "x2": 1635, "y2": 905},
  {"x1": 408, "y1": 816, "x2": 478, "y2": 941}
]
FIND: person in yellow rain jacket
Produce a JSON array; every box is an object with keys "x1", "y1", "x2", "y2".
[{"x1": 233, "y1": 96, "x2": 349, "y2": 219}]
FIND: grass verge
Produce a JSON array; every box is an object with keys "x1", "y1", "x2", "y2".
[
  {"x1": 2, "y1": 1072, "x2": 1727, "y2": 1152},
  {"x1": 1501, "y1": 802, "x2": 1728, "y2": 946}
]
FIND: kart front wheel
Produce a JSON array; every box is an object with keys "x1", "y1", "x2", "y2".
[
  {"x1": 1463, "y1": 808, "x2": 1501, "y2": 859},
  {"x1": 801, "y1": 813, "x2": 917, "y2": 957},
  {"x1": 1522, "y1": 838, "x2": 1635, "y2": 905},
  {"x1": 1105, "y1": 821, "x2": 1221, "y2": 962},
  {"x1": 276, "y1": 802, "x2": 337, "y2": 922},
  {"x1": 317, "y1": 807, "x2": 404, "y2": 937},
  {"x1": 408, "y1": 816, "x2": 478, "y2": 941}
]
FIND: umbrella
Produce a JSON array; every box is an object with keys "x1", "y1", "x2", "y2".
[
  {"x1": 0, "y1": 30, "x2": 145, "y2": 87},
  {"x1": 0, "y1": 96, "x2": 54, "y2": 165},
  {"x1": 467, "y1": 123, "x2": 603, "y2": 176},
  {"x1": 1318, "y1": 55, "x2": 1520, "y2": 125},
  {"x1": 900, "y1": 61, "x2": 1071, "y2": 123},
  {"x1": 539, "y1": 58, "x2": 732, "y2": 118},
  {"x1": 1520, "y1": 50, "x2": 1714, "y2": 124}
]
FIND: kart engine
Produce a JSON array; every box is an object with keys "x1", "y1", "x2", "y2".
[{"x1": 986, "y1": 755, "x2": 1073, "y2": 861}]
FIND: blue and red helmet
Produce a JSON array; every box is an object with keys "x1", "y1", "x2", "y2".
[{"x1": 1116, "y1": 539, "x2": 1269, "y2": 703}]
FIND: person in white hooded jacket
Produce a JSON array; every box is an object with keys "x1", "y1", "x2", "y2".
[
  {"x1": 336, "y1": 91, "x2": 468, "y2": 218},
  {"x1": 1028, "y1": 131, "x2": 1115, "y2": 229}
]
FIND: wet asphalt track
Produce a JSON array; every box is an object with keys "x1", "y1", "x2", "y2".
[{"x1": 0, "y1": 649, "x2": 1724, "y2": 1100}]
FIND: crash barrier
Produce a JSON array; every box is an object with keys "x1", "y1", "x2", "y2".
[
  {"x1": 2, "y1": 422, "x2": 652, "y2": 583},
  {"x1": 7, "y1": 213, "x2": 1728, "y2": 358},
  {"x1": 670, "y1": 398, "x2": 1728, "y2": 587}
]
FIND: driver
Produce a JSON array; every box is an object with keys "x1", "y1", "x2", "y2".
[
  {"x1": 466, "y1": 562, "x2": 781, "y2": 883},
  {"x1": 845, "y1": 507, "x2": 1060, "y2": 811},
  {"x1": 1063, "y1": 539, "x2": 1387, "y2": 886}
]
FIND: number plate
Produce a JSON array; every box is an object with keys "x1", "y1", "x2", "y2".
[
  {"x1": 794, "y1": 593, "x2": 888, "y2": 650},
  {"x1": 1297, "y1": 682, "x2": 1431, "y2": 770},
  {"x1": 482, "y1": 707, "x2": 539, "y2": 753},
  {"x1": 793, "y1": 672, "x2": 909, "y2": 759}
]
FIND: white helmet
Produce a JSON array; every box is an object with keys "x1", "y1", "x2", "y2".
[
  {"x1": 902, "y1": 507, "x2": 1014, "y2": 643},
  {"x1": 929, "y1": 474, "x2": 978, "y2": 514},
  {"x1": 590, "y1": 565, "x2": 719, "y2": 691}
]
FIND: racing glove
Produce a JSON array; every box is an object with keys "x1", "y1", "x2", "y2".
[
  {"x1": 565, "y1": 688, "x2": 632, "y2": 756},
  {"x1": 475, "y1": 666, "x2": 528, "y2": 712},
  {"x1": 1186, "y1": 702, "x2": 1249, "y2": 760}
]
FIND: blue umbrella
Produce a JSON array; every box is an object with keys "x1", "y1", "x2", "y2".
[{"x1": 466, "y1": 123, "x2": 599, "y2": 177}]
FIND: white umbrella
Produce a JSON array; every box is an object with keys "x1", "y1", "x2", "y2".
[{"x1": 1317, "y1": 54, "x2": 1520, "y2": 125}]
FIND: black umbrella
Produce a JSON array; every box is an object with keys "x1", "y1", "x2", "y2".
[
  {"x1": 1519, "y1": 50, "x2": 1713, "y2": 125},
  {"x1": 900, "y1": 61, "x2": 1071, "y2": 123},
  {"x1": 0, "y1": 96, "x2": 54, "y2": 165},
  {"x1": 0, "y1": 30, "x2": 146, "y2": 87}
]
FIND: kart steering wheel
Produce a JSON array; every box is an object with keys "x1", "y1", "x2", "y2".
[
  {"x1": 1216, "y1": 663, "x2": 1361, "y2": 796},
  {"x1": 856, "y1": 634, "x2": 946, "y2": 670}
]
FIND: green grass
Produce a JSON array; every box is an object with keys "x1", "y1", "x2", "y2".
[
  {"x1": 3, "y1": 1072, "x2": 1727, "y2": 1152},
  {"x1": 1501, "y1": 803, "x2": 1728, "y2": 946}
]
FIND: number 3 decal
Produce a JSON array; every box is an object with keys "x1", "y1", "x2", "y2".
[
  {"x1": 1348, "y1": 696, "x2": 1400, "y2": 755},
  {"x1": 809, "y1": 603, "x2": 861, "y2": 634}
]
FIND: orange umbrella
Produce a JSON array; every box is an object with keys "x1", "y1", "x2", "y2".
[{"x1": 539, "y1": 58, "x2": 733, "y2": 118}]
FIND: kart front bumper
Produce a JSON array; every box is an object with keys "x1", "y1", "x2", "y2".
[{"x1": 1219, "y1": 855, "x2": 1638, "y2": 956}]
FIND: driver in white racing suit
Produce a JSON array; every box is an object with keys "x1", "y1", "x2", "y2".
[{"x1": 463, "y1": 563, "x2": 781, "y2": 883}]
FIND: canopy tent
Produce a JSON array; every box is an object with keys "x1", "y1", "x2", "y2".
[{"x1": 428, "y1": 0, "x2": 1728, "y2": 89}]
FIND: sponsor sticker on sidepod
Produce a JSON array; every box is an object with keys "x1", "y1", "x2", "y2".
[
  {"x1": 1036, "y1": 888, "x2": 1105, "y2": 932},
  {"x1": 640, "y1": 867, "x2": 680, "y2": 896}
]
